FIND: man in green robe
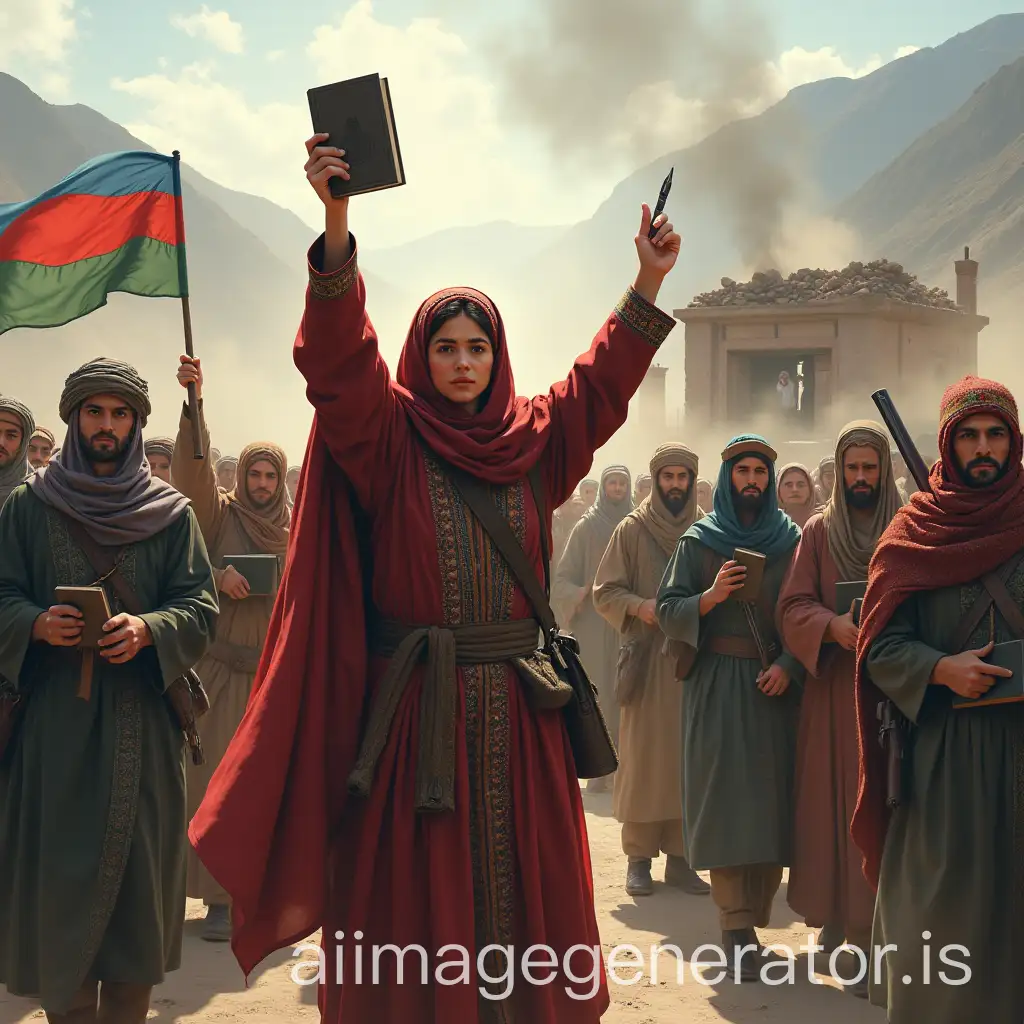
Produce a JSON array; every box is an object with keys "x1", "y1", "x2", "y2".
[
  {"x1": 656, "y1": 433, "x2": 803, "y2": 981},
  {"x1": 853, "y1": 376, "x2": 1024, "y2": 1021},
  {"x1": 0, "y1": 358, "x2": 219, "y2": 1023}
]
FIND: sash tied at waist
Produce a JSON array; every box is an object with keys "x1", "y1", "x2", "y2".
[
  {"x1": 707, "y1": 634, "x2": 780, "y2": 662},
  {"x1": 205, "y1": 638, "x2": 263, "y2": 674},
  {"x1": 348, "y1": 617, "x2": 542, "y2": 813}
]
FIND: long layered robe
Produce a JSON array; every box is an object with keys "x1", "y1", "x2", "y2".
[
  {"x1": 553, "y1": 508, "x2": 628, "y2": 751},
  {"x1": 777, "y1": 513, "x2": 875, "y2": 937},
  {"x1": 656, "y1": 538, "x2": 803, "y2": 868},
  {"x1": 172, "y1": 406, "x2": 280, "y2": 904},
  {"x1": 292, "y1": 257, "x2": 674, "y2": 1022},
  {"x1": 863, "y1": 566, "x2": 1024, "y2": 1021},
  {"x1": 0, "y1": 486, "x2": 217, "y2": 1014},
  {"x1": 592, "y1": 515, "x2": 682, "y2": 824}
]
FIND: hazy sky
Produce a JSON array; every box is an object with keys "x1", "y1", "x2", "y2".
[{"x1": 3, "y1": 0, "x2": 1021, "y2": 247}]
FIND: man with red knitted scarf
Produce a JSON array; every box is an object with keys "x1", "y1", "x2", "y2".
[{"x1": 852, "y1": 376, "x2": 1024, "y2": 1022}]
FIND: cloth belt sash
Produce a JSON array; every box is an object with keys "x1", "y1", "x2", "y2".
[
  {"x1": 708, "y1": 634, "x2": 780, "y2": 662},
  {"x1": 206, "y1": 638, "x2": 263, "y2": 674},
  {"x1": 348, "y1": 616, "x2": 541, "y2": 812}
]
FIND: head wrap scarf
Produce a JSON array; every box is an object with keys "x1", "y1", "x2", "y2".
[
  {"x1": 630, "y1": 444, "x2": 702, "y2": 555},
  {"x1": 31, "y1": 426, "x2": 55, "y2": 446},
  {"x1": 633, "y1": 472, "x2": 652, "y2": 501},
  {"x1": 188, "y1": 281, "x2": 660, "y2": 971},
  {"x1": 776, "y1": 463, "x2": 817, "y2": 528},
  {"x1": 684, "y1": 433, "x2": 801, "y2": 557},
  {"x1": 578, "y1": 464, "x2": 633, "y2": 531},
  {"x1": 221, "y1": 442, "x2": 291, "y2": 557},
  {"x1": 853, "y1": 376, "x2": 1024, "y2": 889},
  {"x1": 695, "y1": 476, "x2": 715, "y2": 513},
  {"x1": 821, "y1": 420, "x2": 901, "y2": 582},
  {"x1": 0, "y1": 396, "x2": 35, "y2": 506},
  {"x1": 27, "y1": 359, "x2": 189, "y2": 545},
  {"x1": 144, "y1": 436, "x2": 175, "y2": 461},
  {"x1": 814, "y1": 455, "x2": 836, "y2": 504}
]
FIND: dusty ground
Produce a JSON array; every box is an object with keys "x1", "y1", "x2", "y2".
[{"x1": 0, "y1": 787, "x2": 882, "y2": 1022}]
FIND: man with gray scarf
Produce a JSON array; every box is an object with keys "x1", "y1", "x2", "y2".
[
  {"x1": 553, "y1": 464, "x2": 633, "y2": 792},
  {"x1": 0, "y1": 357, "x2": 219, "y2": 1024},
  {"x1": 0, "y1": 396, "x2": 35, "y2": 508}
]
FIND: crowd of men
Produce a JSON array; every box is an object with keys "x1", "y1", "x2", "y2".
[{"x1": 0, "y1": 356, "x2": 1018, "y2": 1023}]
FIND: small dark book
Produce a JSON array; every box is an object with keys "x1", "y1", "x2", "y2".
[
  {"x1": 54, "y1": 586, "x2": 112, "y2": 647},
  {"x1": 731, "y1": 548, "x2": 766, "y2": 601},
  {"x1": 307, "y1": 73, "x2": 405, "y2": 199},
  {"x1": 222, "y1": 555, "x2": 279, "y2": 596},
  {"x1": 952, "y1": 640, "x2": 1024, "y2": 709},
  {"x1": 835, "y1": 580, "x2": 867, "y2": 616}
]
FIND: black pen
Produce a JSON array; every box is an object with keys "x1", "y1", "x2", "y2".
[{"x1": 648, "y1": 167, "x2": 674, "y2": 240}]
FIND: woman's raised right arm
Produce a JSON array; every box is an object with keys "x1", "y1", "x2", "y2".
[{"x1": 291, "y1": 137, "x2": 404, "y2": 507}]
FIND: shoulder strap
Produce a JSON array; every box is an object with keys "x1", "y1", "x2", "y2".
[
  {"x1": 952, "y1": 548, "x2": 1024, "y2": 651},
  {"x1": 443, "y1": 461, "x2": 558, "y2": 637},
  {"x1": 58, "y1": 513, "x2": 144, "y2": 617}
]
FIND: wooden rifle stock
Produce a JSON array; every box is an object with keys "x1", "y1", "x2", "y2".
[{"x1": 869, "y1": 388, "x2": 925, "y2": 809}]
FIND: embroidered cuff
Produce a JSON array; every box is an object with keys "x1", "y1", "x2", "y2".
[
  {"x1": 307, "y1": 232, "x2": 359, "y2": 300},
  {"x1": 614, "y1": 287, "x2": 676, "y2": 347}
]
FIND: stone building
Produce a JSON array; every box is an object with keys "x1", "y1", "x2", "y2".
[{"x1": 672, "y1": 250, "x2": 988, "y2": 438}]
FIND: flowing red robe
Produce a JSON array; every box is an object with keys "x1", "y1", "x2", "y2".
[
  {"x1": 776, "y1": 514, "x2": 875, "y2": 941},
  {"x1": 191, "y1": 237, "x2": 675, "y2": 1024}
]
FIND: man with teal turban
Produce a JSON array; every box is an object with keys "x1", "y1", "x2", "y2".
[{"x1": 657, "y1": 434, "x2": 803, "y2": 981}]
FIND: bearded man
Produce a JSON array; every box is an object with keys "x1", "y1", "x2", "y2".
[
  {"x1": 28, "y1": 427, "x2": 55, "y2": 470},
  {"x1": 0, "y1": 397, "x2": 34, "y2": 507},
  {"x1": 593, "y1": 445, "x2": 710, "y2": 898},
  {"x1": 0, "y1": 357, "x2": 217, "y2": 1023},
  {"x1": 144, "y1": 437, "x2": 175, "y2": 486},
  {"x1": 172, "y1": 355, "x2": 290, "y2": 941},
  {"x1": 656, "y1": 434, "x2": 803, "y2": 980},
  {"x1": 853, "y1": 378, "x2": 1024, "y2": 1022},
  {"x1": 554, "y1": 465, "x2": 633, "y2": 791},
  {"x1": 777, "y1": 422, "x2": 901, "y2": 995}
]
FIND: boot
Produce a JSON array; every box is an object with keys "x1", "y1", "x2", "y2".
[
  {"x1": 745, "y1": 926, "x2": 787, "y2": 964},
  {"x1": 720, "y1": 929, "x2": 760, "y2": 982},
  {"x1": 202, "y1": 902, "x2": 232, "y2": 942},
  {"x1": 625, "y1": 858, "x2": 654, "y2": 896},
  {"x1": 664, "y1": 855, "x2": 710, "y2": 895}
]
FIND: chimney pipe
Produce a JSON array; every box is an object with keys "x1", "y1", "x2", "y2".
[{"x1": 954, "y1": 245, "x2": 978, "y2": 314}]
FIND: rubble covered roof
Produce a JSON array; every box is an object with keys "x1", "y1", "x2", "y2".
[{"x1": 688, "y1": 259, "x2": 959, "y2": 310}]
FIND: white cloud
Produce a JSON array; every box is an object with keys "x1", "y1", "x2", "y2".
[
  {"x1": 171, "y1": 5, "x2": 244, "y2": 55},
  {"x1": 0, "y1": 0, "x2": 76, "y2": 65}
]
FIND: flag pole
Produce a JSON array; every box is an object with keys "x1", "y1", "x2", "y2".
[{"x1": 171, "y1": 150, "x2": 203, "y2": 460}]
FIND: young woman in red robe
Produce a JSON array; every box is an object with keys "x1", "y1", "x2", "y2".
[{"x1": 189, "y1": 136, "x2": 681, "y2": 1023}]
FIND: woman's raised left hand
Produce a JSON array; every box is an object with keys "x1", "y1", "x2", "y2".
[{"x1": 635, "y1": 203, "x2": 681, "y2": 278}]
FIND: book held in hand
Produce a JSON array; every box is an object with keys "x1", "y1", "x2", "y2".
[
  {"x1": 952, "y1": 640, "x2": 1024, "y2": 709},
  {"x1": 835, "y1": 580, "x2": 867, "y2": 616},
  {"x1": 307, "y1": 73, "x2": 405, "y2": 199},
  {"x1": 221, "y1": 555, "x2": 280, "y2": 596},
  {"x1": 54, "y1": 586, "x2": 112, "y2": 647}
]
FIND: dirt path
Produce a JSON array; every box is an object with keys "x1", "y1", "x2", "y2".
[{"x1": 0, "y1": 788, "x2": 882, "y2": 1022}]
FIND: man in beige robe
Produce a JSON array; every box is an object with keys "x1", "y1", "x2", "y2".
[
  {"x1": 173, "y1": 355, "x2": 290, "y2": 941},
  {"x1": 594, "y1": 444, "x2": 710, "y2": 897}
]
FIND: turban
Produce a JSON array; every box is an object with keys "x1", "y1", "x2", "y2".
[
  {"x1": 144, "y1": 436, "x2": 175, "y2": 460},
  {"x1": 31, "y1": 426, "x2": 55, "y2": 446},
  {"x1": 59, "y1": 357, "x2": 151, "y2": 425},
  {"x1": 222, "y1": 442, "x2": 291, "y2": 556},
  {"x1": 634, "y1": 443, "x2": 701, "y2": 555},
  {"x1": 0, "y1": 396, "x2": 35, "y2": 505}
]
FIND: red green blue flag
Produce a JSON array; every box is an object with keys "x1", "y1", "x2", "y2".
[{"x1": 0, "y1": 150, "x2": 188, "y2": 336}]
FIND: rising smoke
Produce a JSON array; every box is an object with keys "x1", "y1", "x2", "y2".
[{"x1": 489, "y1": 0, "x2": 806, "y2": 272}]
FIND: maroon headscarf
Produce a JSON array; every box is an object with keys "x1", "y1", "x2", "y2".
[
  {"x1": 852, "y1": 376, "x2": 1024, "y2": 888},
  {"x1": 393, "y1": 286, "x2": 552, "y2": 481}
]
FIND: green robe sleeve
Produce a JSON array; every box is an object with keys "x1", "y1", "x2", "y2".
[
  {"x1": 0, "y1": 487, "x2": 47, "y2": 689},
  {"x1": 865, "y1": 593, "x2": 943, "y2": 723},
  {"x1": 656, "y1": 538, "x2": 703, "y2": 647},
  {"x1": 138, "y1": 506, "x2": 219, "y2": 692}
]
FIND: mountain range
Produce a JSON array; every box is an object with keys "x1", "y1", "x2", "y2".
[{"x1": 5, "y1": 12, "x2": 1024, "y2": 454}]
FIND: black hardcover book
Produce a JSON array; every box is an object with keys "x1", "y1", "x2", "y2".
[
  {"x1": 952, "y1": 640, "x2": 1024, "y2": 709},
  {"x1": 221, "y1": 554, "x2": 280, "y2": 597},
  {"x1": 307, "y1": 73, "x2": 405, "y2": 199},
  {"x1": 835, "y1": 580, "x2": 867, "y2": 616}
]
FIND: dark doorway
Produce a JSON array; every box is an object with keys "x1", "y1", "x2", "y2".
[{"x1": 739, "y1": 350, "x2": 817, "y2": 428}]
